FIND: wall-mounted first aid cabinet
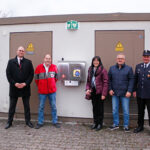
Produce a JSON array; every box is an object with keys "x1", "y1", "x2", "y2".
[{"x1": 57, "y1": 61, "x2": 86, "y2": 86}]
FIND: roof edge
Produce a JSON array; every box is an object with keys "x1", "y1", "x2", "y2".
[{"x1": 0, "y1": 13, "x2": 150, "y2": 25}]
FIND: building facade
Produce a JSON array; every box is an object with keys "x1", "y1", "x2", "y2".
[{"x1": 0, "y1": 13, "x2": 150, "y2": 121}]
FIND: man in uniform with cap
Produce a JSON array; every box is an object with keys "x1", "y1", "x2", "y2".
[{"x1": 133, "y1": 49, "x2": 150, "y2": 133}]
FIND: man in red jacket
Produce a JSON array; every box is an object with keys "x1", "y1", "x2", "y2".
[{"x1": 35, "y1": 54, "x2": 60, "y2": 129}]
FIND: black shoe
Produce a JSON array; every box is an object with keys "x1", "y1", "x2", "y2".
[
  {"x1": 91, "y1": 124, "x2": 97, "y2": 130},
  {"x1": 109, "y1": 124, "x2": 119, "y2": 130},
  {"x1": 53, "y1": 123, "x2": 61, "y2": 128},
  {"x1": 5, "y1": 123, "x2": 12, "y2": 129},
  {"x1": 35, "y1": 124, "x2": 43, "y2": 129},
  {"x1": 95, "y1": 124, "x2": 102, "y2": 131},
  {"x1": 26, "y1": 122, "x2": 34, "y2": 128},
  {"x1": 124, "y1": 127, "x2": 130, "y2": 132},
  {"x1": 133, "y1": 126, "x2": 144, "y2": 133}
]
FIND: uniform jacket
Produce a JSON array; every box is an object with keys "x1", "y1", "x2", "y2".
[
  {"x1": 86, "y1": 66, "x2": 108, "y2": 96},
  {"x1": 134, "y1": 63, "x2": 150, "y2": 99},
  {"x1": 6, "y1": 56, "x2": 34, "y2": 97},
  {"x1": 35, "y1": 64, "x2": 58, "y2": 94},
  {"x1": 108, "y1": 64, "x2": 134, "y2": 97}
]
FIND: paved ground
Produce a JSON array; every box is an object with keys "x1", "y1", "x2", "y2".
[{"x1": 0, "y1": 119, "x2": 150, "y2": 150}]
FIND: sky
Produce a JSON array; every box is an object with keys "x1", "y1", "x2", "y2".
[{"x1": 0, "y1": 0, "x2": 150, "y2": 17}]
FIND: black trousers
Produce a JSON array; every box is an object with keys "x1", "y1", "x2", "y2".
[
  {"x1": 7, "y1": 96, "x2": 31, "y2": 124},
  {"x1": 91, "y1": 89, "x2": 104, "y2": 125},
  {"x1": 137, "y1": 98, "x2": 150, "y2": 127}
]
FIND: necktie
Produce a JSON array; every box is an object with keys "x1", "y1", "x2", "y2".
[{"x1": 19, "y1": 59, "x2": 22, "y2": 69}]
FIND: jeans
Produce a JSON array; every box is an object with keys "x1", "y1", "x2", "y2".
[
  {"x1": 38, "y1": 93, "x2": 58, "y2": 125},
  {"x1": 112, "y1": 95, "x2": 130, "y2": 127}
]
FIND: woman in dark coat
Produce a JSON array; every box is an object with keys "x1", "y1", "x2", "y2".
[{"x1": 86, "y1": 56, "x2": 108, "y2": 131}]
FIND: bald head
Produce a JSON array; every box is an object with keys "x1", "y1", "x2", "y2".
[
  {"x1": 44, "y1": 54, "x2": 51, "y2": 66},
  {"x1": 16, "y1": 46, "x2": 25, "y2": 58},
  {"x1": 44, "y1": 54, "x2": 51, "y2": 59}
]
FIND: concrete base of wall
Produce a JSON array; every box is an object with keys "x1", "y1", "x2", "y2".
[{"x1": 1, "y1": 112, "x2": 148, "y2": 127}]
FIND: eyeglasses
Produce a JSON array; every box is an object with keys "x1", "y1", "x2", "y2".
[{"x1": 18, "y1": 50, "x2": 25, "y2": 52}]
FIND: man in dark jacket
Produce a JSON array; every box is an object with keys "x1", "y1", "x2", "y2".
[
  {"x1": 5, "y1": 46, "x2": 34, "y2": 129},
  {"x1": 133, "y1": 50, "x2": 150, "y2": 133},
  {"x1": 108, "y1": 53, "x2": 134, "y2": 132}
]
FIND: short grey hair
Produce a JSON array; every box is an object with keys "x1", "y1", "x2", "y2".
[{"x1": 117, "y1": 53, "x2": 125, "y2": 59}]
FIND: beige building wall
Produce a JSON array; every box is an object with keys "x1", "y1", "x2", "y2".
[{"x1": 0, "y1": 21, "x2": 150, "y2": 118}]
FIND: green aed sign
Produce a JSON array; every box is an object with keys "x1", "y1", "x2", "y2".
[{"x1": 67, "y1": 20, "x2": 78, "y2": 30}]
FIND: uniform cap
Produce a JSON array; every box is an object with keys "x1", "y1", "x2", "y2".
[{"x1": 143, "y1": 50, "x2": 150, "y2": 56}]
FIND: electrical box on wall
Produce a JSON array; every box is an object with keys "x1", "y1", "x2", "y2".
[{"x1": 58, "y1": 61, "x2": 86, "y2": 86}]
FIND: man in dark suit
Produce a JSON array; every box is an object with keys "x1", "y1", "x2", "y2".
[
  {"x1": 5, "y1": 46, "x2": 34, "y2": 129},
  {"x1": 133, "y1": 50, "x2": 150, "y2": 133}
]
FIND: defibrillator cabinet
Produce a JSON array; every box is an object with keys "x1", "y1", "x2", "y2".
[{"x1": 57, "y1": 61, "x2": 86, "y2": 86}]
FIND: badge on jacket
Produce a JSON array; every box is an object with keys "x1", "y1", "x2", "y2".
[
  {"x1": 137, "y1": 69, "x2": 140, "y2": 73},
  {"x1": 50, "y1": 74, "x2": 55, "y2": 78},
  {"x1": 147, "y1": 74, "x2": 150, "y2": 78}
]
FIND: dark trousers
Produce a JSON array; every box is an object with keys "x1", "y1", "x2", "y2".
[
  {"x1": 137, "y1": 98, "x2": 150, "y2": 127},
  {"x1": 91, "y1": 89, "x2": 104, "y2": 125},
  {"x1": 7, "y1": 96, "x2": 31, "y2": 124}
]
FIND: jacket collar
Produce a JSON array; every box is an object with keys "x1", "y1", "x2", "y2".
[
  {"x1": 90, "y1": 66, "x2": 103, "y2": 76},
  {"x1": 13, "y1": 56, "x2": 25, "y2": 65},
  {"x1": 143, "y1": 62, "x2": 150, "y2": 68},
  {"x1": 116, "y1": 63, "x2": 125, "y2": 69},
  {"x1": 15, "y1": 56, "x2": 24, "y2": 61}
]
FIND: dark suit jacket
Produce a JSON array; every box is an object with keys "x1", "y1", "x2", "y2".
[
  {"x1": 134, "y1": 63, "x2": 150, "y2": 99},
  {"x1": 6, "y1": 56, "x2": 34, "y2": 97}
]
